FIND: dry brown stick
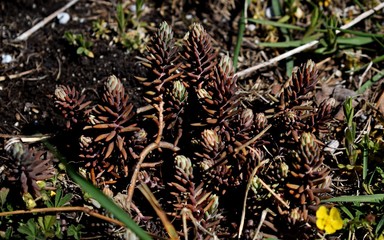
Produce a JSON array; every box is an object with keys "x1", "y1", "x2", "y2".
[
  {"x1": 238, "y1": 159, "x2": 268, "y2": 239},
  {"x1": 154, "y1": 101, "x2": 165, "y2": 144},
  {"x1": 0, "y1": 133, "x2": 51, "y2": 141},
  {"x1": 14, "y1": 0, "x2": 80, "y2": 41},
  {"x1": 138, "y1": 183, "x2": 179, "y2": 240},
  {"x1": 0, "y1": 68, "x2": 38, "y2": 82},
  {"x1": 126, "y1": 141, "x2": 180, "y2": 212},
  {"x1": 236, "y1": 2, "x2": 384, "y2": 78},
  {"x1": 234, "y1": 124, "x2": 272, "y2": 154},
  {"x1": 0, "y1": 206, "x2": 125, "y2": 227}
]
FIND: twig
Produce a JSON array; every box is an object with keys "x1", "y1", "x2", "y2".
[
  {"x1": 0, "y1": 68, "x2": 38, "y2": 81},
  {"x1": 0, "y1": 133, "x2": 51, "y2": 142},
  {"x1": 234, "y1": 124, "x2": 271, "y2": 154},
  {"x1": 126, "y1": 141, "x2": 179, "y2": 212},
  {"x1": 0, "y1": 206, "x2": 125, "y2": 227},
  {"x1": 253, "y1": 209, "x2": 276, "y2": 240},
  {"x1": 14, "y1": 0, "x2": 80, "y2": 42},
  {"x1": 154, "y1": 101, "x2": 165, "y2": 144},
  {"x1": 138, "y1": 183, "x2": 179, "y2": 240},
  {"x1": 236, "y1": 2, "x2": 384, "y2": 78},
  {"x1": 258, "y1": 177, "x2": 290, "y2": 209},
  {"x1": 238, "y1": 159, "x2": 268, "y2": 239},
  {"x1": 181, "y1": 208, "x2": 218, "y2": 239}
]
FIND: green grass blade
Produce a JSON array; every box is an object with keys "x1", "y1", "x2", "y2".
[
  {"x1": 336, "y1": 36, "x2": 374, "y2": 46},
  {"x1": 271, "y1": 0, "x2": 282, "y2": 17},
  {"x1": 330, "y1": 27, "x2": 384, "y2": 38},
  {"x1": 44, "y1": 142, "x2": 152, "y2": 240},
  {"x1": 376, "y1": 216, "x2": 384, "y2": 235},
  {"x1": 357, "y1": 70, "x2": 384, "y2": 94},
  {"x1": 322, "y1": 194, "x2": 384, "y2": 203},
  {"x1": 247, "y1": 18, "x2": 305, "y2": 31},
  {"x1": 340, "y1": 205, "x2": 354, "y2": 219},
  {"x1": 233, "y1": 0, "x2": 250, "y2": 71}
]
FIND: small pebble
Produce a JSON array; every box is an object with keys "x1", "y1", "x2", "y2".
[
  {"x1": 324, "y1": 140, "x2": 339, "y2": 154},
  {"x1": 57, "y1": 12, "x2": 70, "y2": 25},
  {"x1": 265, "y1": 7, "x2": 273, "y2": 19},
  {"x1": 247, "y1": 24, "x2": 256, "y2": 32},
  {"x1": 1, "y1": 54, "x2": 13, "y2": 64},
  {"x1": 128, "y1": 4, "x2": 136, "y2": 12}
]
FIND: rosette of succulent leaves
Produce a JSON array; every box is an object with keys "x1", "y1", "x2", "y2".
[
  {"x1": 3, "y1": 141, "x2": 55, "y2": 199},
  {"x1": 54, "y1": 21, "x2": 338, "y2": 239}
]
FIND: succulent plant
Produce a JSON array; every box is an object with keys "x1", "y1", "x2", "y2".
[
  {"x1": 285, "y1": 132, "x2": 331, "y2": 205},
  {"x1": 167, "y1": 155, "x2": 221, "y2": 238},
  {"x1": 82, "y1": 75, "x2": 140, "y2": 179},
  {"x1": 137, "y1": 21, "x2": 181, "y2": 105},
  {"x1": 181, "y1": 23, "x2": 218, "y2": 88},
  {"x1": 54, "y1": 85, "x2": 91, "y2": 129},
  {"x1": 197, "y1": 55, "x2": 240, "y2": 125},
  {"x1": 280, "y1": 59, "x2": 318, "y2": 109},
  {"x1": 5, "y1": 141, "x2": 55, "y2": 197}
]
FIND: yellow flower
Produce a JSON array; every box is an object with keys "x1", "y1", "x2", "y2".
[{"x1": 316, "y1": 206, "x2": 344, "y2": 234}]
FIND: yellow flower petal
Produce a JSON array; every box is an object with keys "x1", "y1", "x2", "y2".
[
  {"x1": 325, "y1": 224, "x2": 336, "y2": 234},
  {"x1": 329, "y1": 207, "x2": 343, "y2": 230},
  {"x1": 316, "y1": 218, "x2": 326, "y2": 230},
  {"x1": 316, "y1": 206, "x2": 329, "y2": 219}
]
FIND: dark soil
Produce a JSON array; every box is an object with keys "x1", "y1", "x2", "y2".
[{"x1": 0, "y1": 0, "x2": 240, "y2": 136}]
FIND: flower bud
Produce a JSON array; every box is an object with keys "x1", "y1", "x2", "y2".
[
  {"x1": 80, "y1": 135, "x2": 92, "y2": 148},
  {"x1": 172, "y1": 81, "x2": 187, "y2": 102},
  {"x1": 175, "y1": 155, "x2": 193, "y2": 177},
  {"x1": 241, "y1": 108, "x2": 254, "y2": 129},
  {"x1": 106, "y1": 75, "x2": 123, "y2": 93},
  {"x1": 219, "y1": 55, "x2": 234, "y2": 74},
  {"x1": 197, "y1": 88, "x2": 211, "y2": 100},
  {"x1": 202, "y1": 129, "x2": 219, "y2": 149},
  {"x1": 55, "y1": 85, "x2": 68, "y2": 101},
  {"x1": 206, "y1": 194, "x2": 219, "y2": 216},
  {"x1": 255, "y1": 113, "x2": 267, "y2": 129}
]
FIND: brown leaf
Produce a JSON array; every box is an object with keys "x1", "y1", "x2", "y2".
[
  {"x1": 105, "y1": 130, "x2": 117, "y2": 142},
  {"x1": 104, "y1": 142, "x2": 114, "y2": 159},
  {"x1": 95, "y1": 132, "x2": 110, "y2": 142}
]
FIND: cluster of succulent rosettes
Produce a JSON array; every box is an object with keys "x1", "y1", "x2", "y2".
[
  {"x1": 54, "y1": 75, "x2": 143, "y2": 184},
  {"x1": 167, "y1": 155, "x2": 222, "y2": 238},
  {"x1": 138, "y1": 21, "x2": 243, "y2": 147},
  {"x1": 269, "y1": 60, "x2": 336, "y2": 143},
  {"x1": 54, "y1": 85, "x2": 91, "y2": 129},
  {"x1": 285, "y1": 132, "x2": 332, "y2": 206},
  {"x1": 4, "y1": 141, "x2": 55, "y2": 197},
  {"x1": 196, "y1": 54, "x2": 240, "y2": 125}
]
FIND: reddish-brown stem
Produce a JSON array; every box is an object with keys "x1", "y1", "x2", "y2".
[
  {"x1": 141, "y1": 161, "x2": 163, "y2": 168},
  {"x1": 154, "y1": 100, "x2": 165, "y2": 144},
  {"x1": 126, "y1": 141, "x2": 179, "y2": 213}
]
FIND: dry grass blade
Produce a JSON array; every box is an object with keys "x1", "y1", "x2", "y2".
[
  {"x1": 138, "y1": 182, "x2": 179, "y2": 240},
  {"x1": 238, "y1": 159, "x2": 268, "y2": 239}
]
